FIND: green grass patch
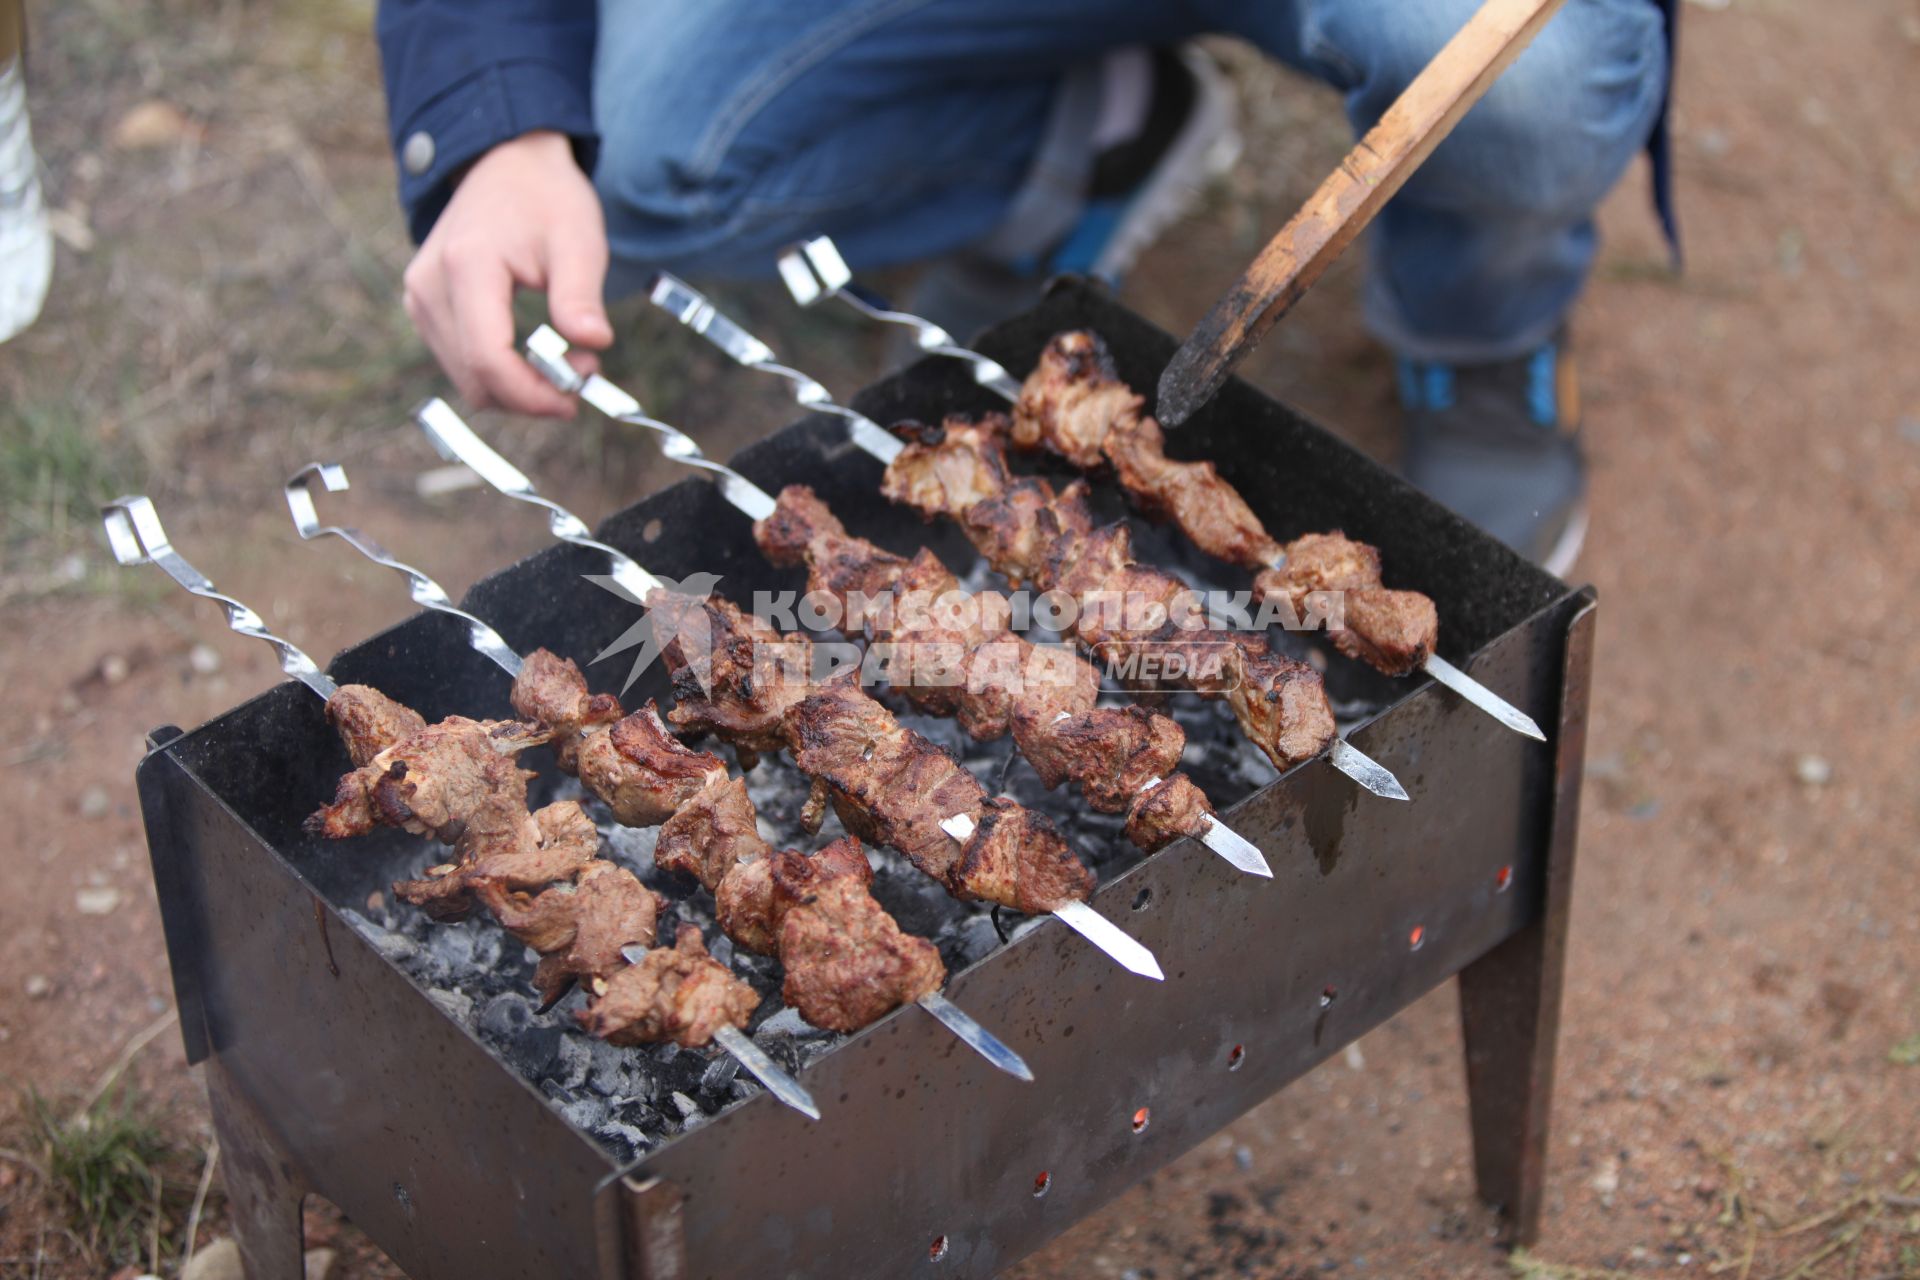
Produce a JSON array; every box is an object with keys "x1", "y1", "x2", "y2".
[{"x1": 0, "y1": 396, "x2": 134, "y2": 553}]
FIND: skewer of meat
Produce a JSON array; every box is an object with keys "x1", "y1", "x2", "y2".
[
  {"x1": 526, "y1": 290, "x2": 1404, "y2": 799},
  {"x1": 753, "y1": 484, "x2": 1270, "y2": 875},
  {"x1": 771, "y1": 238, "x2": 1544, "y2": 741},
  {"x1": 282, "y1": 464, "x2": 1032, "y2": 1076},
  {"x1": 413, "y1": 401, "x2": 1163, "y2": 979},
  {"x1": 523, "y1": 324, "x2": 1269, "y2": 876},
  {"x1": 101, "y1": 494, "x2": 819, "y2": 1117}
]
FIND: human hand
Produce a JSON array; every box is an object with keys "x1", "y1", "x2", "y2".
[{"x1": 402, "y1": 130, "x2": 610, "y2": 417}]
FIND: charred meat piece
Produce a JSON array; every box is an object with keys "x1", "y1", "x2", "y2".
[
  {"x1": 771, "y1": 839, "x2": 945, "y2": 1032},
  {"x1": 1013, "y1": 331, "x2": 1284, "y2": 569},
  {"x1": 577, "y1": 923, "x2": 759, "y2": 1050},
  {"x1": 393, "y1": 800, "x2": 599, "y2": 922},
  {"x1": 324, "y1": 684, "x2": 427, "y2": 767},
  {"x1": 476, "y1": 861, "x2": 664, "y2": 1004},
  {"x1": 1123, "y1": 773, "x2": 1215, "y2": 852},
  {"x1": 306, "y1": 715, "x2": 551, "y2": 851},
  {"x1": 654, "y1": 775, "x2": 771, "y2": 892},
  {"x1": 1014, "y1": 703, "x2": 1184, "y2": 813},
  {"x1": 651, "y1": 589, "x2": 814, "y2": 761},
  {"x1": 576, "y1": 702, "x2": 729, "y2": 828},
  {"x1": 1254, "y1": 532, "x2": 1438, "y2": 676},
  {"x1": 783, "y1": 675, "x2": 1093, "y2": 913},
  {"x1": 509, "y1": 649, "x2": 623, "y2": 770}
]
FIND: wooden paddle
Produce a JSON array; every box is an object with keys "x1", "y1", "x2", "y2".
[{"x1": 1155, "y1": 0, "x2": 1570, "y2": 428}]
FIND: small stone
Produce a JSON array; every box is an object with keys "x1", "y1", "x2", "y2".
[
  {"x1": 79, "y1": 785, "x2": 112, "y2": 819},
  {"x1": 1344, "y1": 1042, "x2": 1366, "y2": 1072},
  {"x1": 1794, "y1": 754, "x2": 1832, "y2": 786},
  {"x1": 188, "y1": 643, "x2": 222, "y2": 676},
  {"x1": 24, "y1": 974, "x2": 52, "y2": 999},
  {"x1": 76, "y1": 887, "x2": 123, "y2": 915},
  {"x1": 101, "y1": 654, "x2": 131, "y2": 684},
  {"x1": 181, "y1": 1238, "x2": 244, "y2": 1280},
  {"x1": 304, "y1": 1246, "x2": 337, "y2": 1280},
  {"x1": 110, "y1": 100, "x2": 197, "y2": 151}
]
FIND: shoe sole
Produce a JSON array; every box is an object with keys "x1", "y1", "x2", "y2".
[{"x1": 1089, "y1": 45, "x2": 1243, "y2": 283}]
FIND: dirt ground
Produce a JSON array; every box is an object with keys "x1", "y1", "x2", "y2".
[{"x1": 2, "y1": 0, "x2": 1917, "y2": 1276}]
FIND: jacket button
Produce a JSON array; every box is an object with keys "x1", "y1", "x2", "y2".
[{"x1": 402, "y1": 130, "x2": 435, "y2": 176}]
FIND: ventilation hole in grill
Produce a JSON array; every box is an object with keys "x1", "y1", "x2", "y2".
[
  {"x1": 1495, "y1": 864, "x2": 1513, "y2": 892},
  {"x1": 1131, "y1": 1106, "x2": 1151, "y2": 1134},
  {"x1": 1131, "y1": 886, "x2": 1152, "y2": 912},
  {"x1": 1033, "y1": 1170, "x2": 1052, "y2": 1198},
  {"x1": 641, "y1": 518, "x2": 663, "y2": 543},
  {"x1": 929, "y1": 1235, "x2": 949, "y2": 1262},
  {"x1": 1227, "y1": 1044, "x2": 1246, "y2": 1071},
  {"x1": 1320, "y1": 985, "x2": 1337, "y2": 1008},
  {"x1": 1408, "y1": 925, "x2": 1426, "y2": 951}
]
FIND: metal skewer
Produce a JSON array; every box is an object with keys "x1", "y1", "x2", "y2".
[
  {"x1": 105, "y1": 495, "x2": 822, "y2": 1119},
  {"x1": 287, "y1": 460, "x2": 1035, "y2": 1080},
  {"x1": 530, "y1": 321, "x2": 1274, "y2": 876},
  {"x1": 410, "y1": 401, "x2": 1161, "y2": 980},
  {"x1": 776, "y1": 235, "x2": 1546, "y2": 746}
]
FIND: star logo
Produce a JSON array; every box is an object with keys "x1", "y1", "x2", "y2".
[{"x1": 583, "y1": 569, "x2": 726, "y2": 694}]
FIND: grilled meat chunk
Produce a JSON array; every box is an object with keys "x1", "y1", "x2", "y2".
[
  {"x1": 1015, "y1": 703, "x2": 1184, "y2": 812},
  {"x1": 577, "y1": 702, "x2": 729, "y2": 828},
  {"x1": 1124, "y1": 773, "x2": 1215, "y2": 852},
  {"x1": 651, "y1": 589, "x2": 813, "y2": 762},
  {"x1": 1013, "y1": 331, "x2": 1284, "y2": 569},
  {"x1": 476, "y1": 861, "x2": 664, "y2": 1004},
  {"x1": 1254, "y1": 532, "x2": 1438, "y2": 676},
  {"x1": 654, "y1": 775, "x2": 787, "y2": 954},
  {"x1": 772, "y1": 839, "x2": 944, "y2": 1032},
  {"x1": 784, "y1": 675, "x2": 1093, "y2": 913},
  {"x1": 578, "y1": 924, "x2": 759, "y2": 1049},
  {"x1": 324, "y1": 684, "x2": 427, "y2": 767},
  {"x1": 306, "y1": 715, "x2": 551, "y2": 850},
  {"x1": 393, "y1": 800, "x2": 599, "y2": 922},
  {"x1": 509, "y1": 648, "x2": 622, "y2": 770}
]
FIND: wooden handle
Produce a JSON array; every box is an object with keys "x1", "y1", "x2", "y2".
[{"x1": 1156, "y1": 0, "x2": 1570, "y2": 427}]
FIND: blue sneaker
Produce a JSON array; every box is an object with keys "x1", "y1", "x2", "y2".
[
  {"x1": 910, "y1": 44, "x2": 1241, "y2": 342},
  {"x1": 1397, "y1": 333, "x2": 1589, "y2": 577}
]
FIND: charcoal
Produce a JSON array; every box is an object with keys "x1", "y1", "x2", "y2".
[{"x1": 700, "y1": 1053, "x2": 740, "y2": 1094}]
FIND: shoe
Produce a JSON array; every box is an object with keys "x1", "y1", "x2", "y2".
[
  {"x1": 909, "y1": 44, "x2": 1241, "y2": 344},
  {"x1": 1397, "y1": 332, "x2": 1588, "y2": 577}
]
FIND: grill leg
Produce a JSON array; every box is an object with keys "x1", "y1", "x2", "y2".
[
  {"x1": 204, "y1": 1058, "x2": 310, "y2": 1280},
  {"x1": 1458, "y1": 595, "x2": 1595, "y2": 1246}
]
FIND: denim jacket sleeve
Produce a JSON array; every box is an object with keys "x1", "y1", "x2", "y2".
[{"x1": 376, "y1": 0, "x2": 599, "y2": 244}]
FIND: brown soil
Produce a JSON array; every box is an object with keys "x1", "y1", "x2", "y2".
[{"x1": 2, "y1": 2, "x2": 1916, "y2": 1277}]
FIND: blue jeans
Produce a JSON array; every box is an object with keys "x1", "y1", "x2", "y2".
[{"x1": 593, "y1": 0, "x2": 1668, "y2": 361}]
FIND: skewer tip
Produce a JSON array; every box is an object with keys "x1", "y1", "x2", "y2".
[
  {"x1": 1327, "y1": 739, "x2": 1410, "y2": 801},
  {"x1": 1052, "y1": 900, "x2": 1164, "y2": 980},
  {"x1": 1421, "y1": 653, "x2": 1547, "y2": 742},
  {"x1": 1198, "y1": 816, "x2": 1274, "y2": 878}
]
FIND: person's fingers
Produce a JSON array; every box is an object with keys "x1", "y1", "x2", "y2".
[
  {"x1": 446, "y1": 249, "x2": 577, "y2": 418},
  {"x1": 544, "y1": 222, "x2": 612, "y2": 351}
]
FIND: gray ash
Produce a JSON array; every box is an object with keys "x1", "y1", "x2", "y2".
[{"x1": 336, "y1": 534, "x2": 1385, "y2": 1166}]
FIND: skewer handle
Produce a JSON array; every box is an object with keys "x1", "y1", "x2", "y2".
[
  {"x1": 712, "y1": 1025, "x2": 822, "y2": 1121},
  {"x1": 412, "y1": 398, "x2": 661, "y2": 601},
  {"x1": 285, "y1": 463, "x2": 522, "y2": 678},
  {"x1": 524, "y1": 326, "x2": 781, "y2": 517},
  {"x1": 775, "y1": 237, "x2": 1023, "y2": 401},
  {"x1": 640, "y1": 273, "x2": 903, "y2": 464},
  {"x1": 102, "y1": 495, "x2": 336, "y2": 700}
]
